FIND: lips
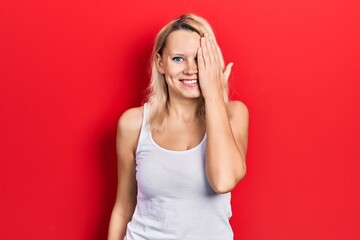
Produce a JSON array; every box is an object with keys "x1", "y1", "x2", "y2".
[
  {"x1": 181, "y1": 79, "x2": 197, "y2": 84},
  {"x1": 180, "y1": 79, "x2": 198, "y2": 87}
]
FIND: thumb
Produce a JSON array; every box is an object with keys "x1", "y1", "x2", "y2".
[{"x1": 223, "y1": 62, "x2": 234, "y2": 82}]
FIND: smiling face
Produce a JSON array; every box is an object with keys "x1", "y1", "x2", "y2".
[{"x1": 156, "y1": 30, "x2": 201, "y2": 101}]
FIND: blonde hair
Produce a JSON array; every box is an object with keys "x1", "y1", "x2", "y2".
[{"x1": 147, "y1": 13, "x2": 229, "y2": 132}]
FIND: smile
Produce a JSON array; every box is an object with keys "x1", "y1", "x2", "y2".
[{"x1": 180, "y1": 79, "x2": 198, "y2": 87}]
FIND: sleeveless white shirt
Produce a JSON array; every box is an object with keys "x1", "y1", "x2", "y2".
[{"x1": 124, "y1": 103, "x2": 233, "y2": 240}]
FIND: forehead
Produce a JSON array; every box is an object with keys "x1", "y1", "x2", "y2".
[{"x1": 164, "y1": 30, "x2": 201, "y2": 54}]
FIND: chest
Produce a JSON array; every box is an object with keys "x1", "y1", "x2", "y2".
[
  {"x1": 151, "y1": 119, "x2": 206, "y2": 151},
  {"x1": 135, "y1": 142, "x2": 216, "y2": 199}
]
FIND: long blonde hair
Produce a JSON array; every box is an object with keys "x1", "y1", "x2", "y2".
[{"x1": 147, "y1": 13, "x2": 229, "y2": 132}]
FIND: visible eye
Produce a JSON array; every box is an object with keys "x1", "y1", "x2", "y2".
[{"x1": 172, "y1": 56, "x2": 184, "y2": 62}]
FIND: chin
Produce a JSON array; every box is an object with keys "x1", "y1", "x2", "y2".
[{"x1": 184, "y1": 93, "x2": 202, "y2": 99}]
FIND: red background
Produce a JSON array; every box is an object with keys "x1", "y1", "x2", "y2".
[{"x1": 1, "y1": 0, "x2": 360, "y2": 239}]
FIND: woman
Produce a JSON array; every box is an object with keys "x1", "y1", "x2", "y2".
[{"x1": 108, "y1": 13, "x2": 248, "y2": 240}]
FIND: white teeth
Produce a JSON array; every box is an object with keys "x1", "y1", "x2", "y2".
[{"x1": 182, "y1": 80, "x2": 197, "y2": 84}]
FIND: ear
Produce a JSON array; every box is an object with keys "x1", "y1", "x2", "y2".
[{"x1": 155, "y1": 53, "x2": 165, "y2": 74}]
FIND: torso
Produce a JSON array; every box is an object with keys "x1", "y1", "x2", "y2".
[
  {"x1": 123, "y1": 102, "x2": 234, "y2": 240},
  {"x1": 128, "y1": 100, "x2": 239, "y2": 156},
  {"x1": 151, "y1": 115, "x2": 206, "y2": 151}
]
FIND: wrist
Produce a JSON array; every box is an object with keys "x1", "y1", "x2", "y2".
[{"x1": 203, "y1": 90, "x2": 224, "y2": 102}]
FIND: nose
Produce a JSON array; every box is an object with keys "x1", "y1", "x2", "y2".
[{"x1": 184, "y1": 60, "x2": 198, "y2": 75}]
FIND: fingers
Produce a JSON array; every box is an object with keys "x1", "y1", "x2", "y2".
[
  {"x1": 199, "y1": 32, "x2": 233, "y2": 81},
  {"x1": 205, "y1": 33, "x2": 215, "y2": 63},
  {"x1": 201, "y1": 33, "x2": 221, "y2": 67},
  {"x1": 197, "y1": 47, "x2": 205, "y2": 71},
  {"x1": 200, "y1": 36, "x2": 210, "y2": 67},
  {"x1": 209, "y1": 35, "x2": 221, "y2": 64}
]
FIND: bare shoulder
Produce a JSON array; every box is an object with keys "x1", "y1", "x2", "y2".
[
  {"x1": 226, "y1": 100, "x2": 249, "y2": 120},
  {"x1": 226, "y1": 101, "x2": 249, "y2": 152},
  {"x1": 117, "y1": 106, "x2": 143, "y2": 151},
  {"x1": 117, "y1": 106, "x2": 143, "y2": 133}
]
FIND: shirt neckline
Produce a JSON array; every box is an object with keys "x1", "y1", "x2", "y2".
[{"x1": 149, "y1": 131, "x2": 207, "y2": 154}]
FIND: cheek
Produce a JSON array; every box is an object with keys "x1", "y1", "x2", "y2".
[{"x1": 164, "y1": 63, "x2": 184, "y2": 77}]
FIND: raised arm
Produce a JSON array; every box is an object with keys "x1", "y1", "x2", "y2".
[
  {"x1": 197, "y1": 33, "x2": 249, "y2": 194},
  {"x1": 108, "y1": 107, "x2": 142, "y2": 240},
  {"x1": 205, "y1": 99, "x2": 248, "y2": 194}
]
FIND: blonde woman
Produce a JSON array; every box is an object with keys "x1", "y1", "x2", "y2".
[{"x1": 108, "y1": 13, "x2": 249, "y2": 240}]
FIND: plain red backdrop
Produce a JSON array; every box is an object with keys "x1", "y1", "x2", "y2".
[{"x1": 1, "y1": 0, "x2": 359, "y2": 239}]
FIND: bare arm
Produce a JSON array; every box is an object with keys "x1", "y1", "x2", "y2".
[
  {"x1": 205, "y1": 99, "x2": 248, "y2": 194},
  {"x1": 108, "y1": 107, "x2": 142, "y2": 240},
  {"x1": 197, "y1": 33, "x2": 249, "y2": 194}
]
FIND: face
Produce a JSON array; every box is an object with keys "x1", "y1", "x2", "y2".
[{"x1": 156, "y1": 30, "x2": 201, "y2": 100}]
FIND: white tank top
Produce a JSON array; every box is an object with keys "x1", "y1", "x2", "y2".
[{"x1": 124, "y1": 103, "x2": 233, "y2": 240}]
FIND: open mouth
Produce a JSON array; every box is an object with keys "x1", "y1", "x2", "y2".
[{"x1": 180, "y1": 79, "x2": 198, "y2": 87}]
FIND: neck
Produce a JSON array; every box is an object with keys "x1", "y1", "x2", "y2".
[{"x1": 167, "y1": 98, "x2": 203, "y2": 122}]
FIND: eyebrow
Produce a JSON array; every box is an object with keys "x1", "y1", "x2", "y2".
[
  {"x1": 169, "y1": 53, "x2": 187, "y2": 56},
  {"x1": 169, "y1": 53, "x2": 197, "y2": 57}
]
